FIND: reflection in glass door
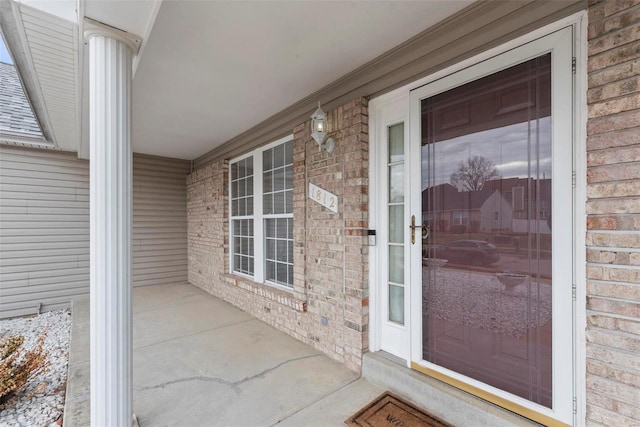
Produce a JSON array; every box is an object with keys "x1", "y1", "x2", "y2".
[{"x1": 421, "y1": 54, "x2": 553, "y2": 407}]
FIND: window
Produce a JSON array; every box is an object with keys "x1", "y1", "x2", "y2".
[
  {"x1": 230, "y1": 157, "x2": 254, "y2": 275},
  {"x1": 230, "y1": 136, "x2": 294, "y2": 288},
  {"x1": 452, "y1": 210, "x2": 469, "y2": 225},
  {"x1": 263, "y1": 142, "x2": 294, "y2": 286}
]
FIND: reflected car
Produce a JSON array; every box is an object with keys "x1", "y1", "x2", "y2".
[{"x1": 439, "y1": 240, "x2": 499, "y2": 266}]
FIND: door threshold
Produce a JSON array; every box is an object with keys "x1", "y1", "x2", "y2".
[{"x1": 362, "y1": 351, "x2": 544, "y2": 427}]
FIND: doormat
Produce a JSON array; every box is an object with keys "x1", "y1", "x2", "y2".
[{"x1": 345, "y1": 392, "x2": 453, "y2": 427}]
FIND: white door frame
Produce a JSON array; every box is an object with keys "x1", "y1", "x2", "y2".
[
  {"x1": 368, "y1": 92, "x2": 411, "y2": 363},
  {"x1": 368, "y1": 11, "x2": 587, "y2": 426}
]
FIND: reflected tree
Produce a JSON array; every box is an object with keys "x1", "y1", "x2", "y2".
[{"x1": 450, "y1": 155, "x2": 499, "y2": 191}]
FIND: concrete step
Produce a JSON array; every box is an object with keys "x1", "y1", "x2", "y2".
[{"x1": 362, "y1": 351, "x2": 541, "y2": 427}]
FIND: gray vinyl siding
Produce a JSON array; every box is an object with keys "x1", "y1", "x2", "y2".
[
  {"x1": 0, "y1": 145, "x2": 190, "y2": 318},
  {"x1": 132, "y1": 154, "x2": 190, "y2": 287}
]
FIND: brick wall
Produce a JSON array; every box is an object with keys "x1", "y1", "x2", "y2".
[
  {"x1": 187, "y1": 98, "x2": 369, "y2": 371},
  {"x1": 586, "y1": 1, "x2": 640, "y2": 425}
]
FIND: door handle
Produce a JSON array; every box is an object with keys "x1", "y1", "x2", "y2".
[{"x1": 409, "y1": 215, "x2": 430, "y2": 244}]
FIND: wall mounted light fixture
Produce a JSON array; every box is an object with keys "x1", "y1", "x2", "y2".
[{"x1": 310, "y1": 102, "x2": 335, "y2": 153}]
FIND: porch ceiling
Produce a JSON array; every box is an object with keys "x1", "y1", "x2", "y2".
[
  {"x1": 11, "y1": 1, "x2": 474, "y2": 160},
  {"x1": 130, "y1": 1, "x2": 473, "y2": 160}
]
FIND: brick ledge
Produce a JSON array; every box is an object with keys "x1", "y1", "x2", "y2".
[{"x1": 221, "y1": 273, "x2": 307, "y2": 312}]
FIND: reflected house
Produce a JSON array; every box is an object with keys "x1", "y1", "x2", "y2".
[{"x1": 422, "y1": 177, "x2": 551, "y2": 234}]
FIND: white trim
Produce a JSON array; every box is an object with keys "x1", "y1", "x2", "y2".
[
  {"x1": 369, "y1": 92, "x2": 411, "y2": 362},
  {"x1": 573, "y1": 12, "x2": 588, "y2": 427},
  {"x1": 132, "y1": 0, "x2": 162, "y2": 77},
  {"x1": 373, "y1": 11, "x2": 587, "y2": 107},
  {"x1": 228, "y1": 134, "x2": 294, "y2": 288},
  {"x1": 84, "y1": 17, "x2": 142, "y2": 54},
  {"x1": 369, "y1": 100, "x2": 381, "y2": 352},
  {"x1": 0, "y1": 131, "x2": 51, "y2": 147}
]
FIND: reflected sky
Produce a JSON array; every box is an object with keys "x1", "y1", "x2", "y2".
[
  {"x1": 421, "y1": 117, "x2": 551, "y2": 190},
  {"x1": 0, "y1": 35, "x2": 12, "y2": 64}
]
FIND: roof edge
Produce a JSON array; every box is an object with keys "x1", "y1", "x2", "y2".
[{"x1": 0, "y1": 0, "x2": 57, "y2": 146}]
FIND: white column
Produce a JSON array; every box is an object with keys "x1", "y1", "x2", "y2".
[{"x1": 86, "y1": 29, "x2": 136, "y2": 427}]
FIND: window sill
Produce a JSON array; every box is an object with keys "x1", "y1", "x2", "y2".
[{"x1": 222, "y1": 273, "x2": 307, "y2": 313}]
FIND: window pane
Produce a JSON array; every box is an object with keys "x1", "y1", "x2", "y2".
[
  {"x1": 236, "y1": 199, "x2": 243, "y2": 216},
  {"x1": 266, "y1": 219, "x2": 276, "y2": 238},
  {"x1": 274, "y1": 169, "x2": 285, "y2": 191},
  {"x1": 277, "y1": 218, "x2": 288, "y2": 238},
  {"x1": 263, "y1": 149, "x2": 273, "y2": 171},
  {"x1": 231, "y1": 162, "x2": 238, "y2": 181},
  {"x1": 263, "y1": 194, "x2": 273, "y2": 215},
  {"x1": 247, "y1": 176, "x2": 254, "y2": 196},
  {"x1": 285, "y1": 190, "x2": 293, "y2": 214},
  {"x1": 266, "y1": 261, "x2": 276, "y2": 281},
  {"x1": 237, "y1": 160, "x2": 244, "y2": 178},
  {"x1": 246, "y1": 196, "x2": 254, "y2": 215},
  {"x1": 274, "y1": 143, "x2": 284, "y2": 168},
  {"x1": 264, "y1": 171, "x2": 272, "y2": 193},
  {"x1": 389, "y1": 164, "x2": 404, "y2": 203},
  {"x1": 389, "y1": 123, "x2": 404, "y2": 163},
  {"x1": 285, "y1": 166, "x2": 293, "y2": 189},
  {"x1": 389, "y1": 245, "x2": 404, "y2": 284},
  {"x1": 274, "y1": 192, "x2": 284, "y2": 214},
  {"x1": 276, "y1": 262, "x2": 287, "y2": 283},
  {"x1": 266, "y1": 238, "x2": 275, "y2": 259},
  {"x1": 285, "y1": 140, "x2": 293, "y2": 165},
  {"x1": 388, "y1": 284, "x2": 404, "y2": 324},
  {"x1": 245, "y1": 157, "x2": 253, "y2": 175},
  {"x1": 277, "y1": 240, "x2": 287, "y2": 262},
  {"x1": 389, "y1": 205, "x2": 404, "y2": 244}
]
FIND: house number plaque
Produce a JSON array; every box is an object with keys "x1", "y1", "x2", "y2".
[{"x1": 309, "y1": 183, "x2": 338, "y2": 213}]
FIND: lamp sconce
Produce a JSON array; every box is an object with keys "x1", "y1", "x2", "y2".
[{"x1": 310, "y1": 102, "x2": 335, "y2": 153}]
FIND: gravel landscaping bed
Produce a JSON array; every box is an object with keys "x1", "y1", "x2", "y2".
[{"x1": 0, "y1": 309, "x2": 71, "y2": 427}]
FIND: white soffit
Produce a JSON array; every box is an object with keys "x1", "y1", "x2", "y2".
[
  {"x1": 18, "y1": 3, "x2": 79, "y2": 152},
  {"x1": 15, "y1": 0, "x2": 77, "y2": 23},
  {"x1": 132, "y1": 1, "x2": 473, "y2": 160}
]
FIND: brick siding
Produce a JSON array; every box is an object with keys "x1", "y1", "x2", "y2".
[
  {"x1": 187, "y1": 98, "x2": 369, "y2": 371},
  {"x1": 587, "y1": 1, "x2": 640, "y2": 425}
]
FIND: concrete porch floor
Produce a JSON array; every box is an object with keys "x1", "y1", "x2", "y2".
[{"x1": 62, "y1": 283, "x2": 384, "y2": 427}]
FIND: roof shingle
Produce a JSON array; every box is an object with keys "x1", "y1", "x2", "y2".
[{"x1": 0, "y1": 61, "x2": 43, "y2": 136}]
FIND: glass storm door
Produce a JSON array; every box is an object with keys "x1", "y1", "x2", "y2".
[{"x1": 409, "y1": 29, "x2": 574, "y2": 425}]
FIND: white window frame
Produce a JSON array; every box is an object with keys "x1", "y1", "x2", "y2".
[{"x1": 229, "y1": 135, "x2": 294, "y2": 289}]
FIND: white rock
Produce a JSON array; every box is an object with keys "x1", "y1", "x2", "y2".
[{"x1": 0, "y1": 309, "x2": 70, "y2": 427}]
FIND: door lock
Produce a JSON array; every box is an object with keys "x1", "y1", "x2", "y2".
[{"x1": 409, "y1": 215, "x2": 430, "y2": 244}]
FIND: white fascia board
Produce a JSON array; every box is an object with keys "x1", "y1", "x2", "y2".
[{"x1": 0, "y1": 0, "x2": 57, "y2": 147}]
